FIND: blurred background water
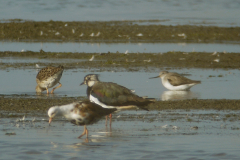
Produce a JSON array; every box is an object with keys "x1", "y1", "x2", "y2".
[
  {"x1": 0, "y1": 0, "x2": 240, "y2": 27},
  {"x1": 1, "y1": 42, "x2": 240, "y2": 53}
]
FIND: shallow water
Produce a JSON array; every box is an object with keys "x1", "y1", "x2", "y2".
[
  {"x1": 1, "y1": 110, "x2": 240, "y2": 159},
  {"x1": 1, "y1": 0, "x2": 240, "y2": 27},
  {"x1": 1, "y1": 68, "x2": 240, "y2": 100},
  {"x1": 1, "y1": 0, "x2": 240, "y2": 159},
  {"x1": 1, "y1": 42, "x2": 240, "y2": 53}
]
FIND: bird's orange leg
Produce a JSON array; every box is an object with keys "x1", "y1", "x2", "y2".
[
  {"x1": 51, "y1": 83, "x2": 62, "y2": 94},
  {"x1": 46, "y1": 87, "x2": 49, "y2": 94},
  {"x1": 105, "y1": 115, "x2": 108, "y2": 126},
  {"x1": 109, "y1": 114, "x2": 112, "y2": 128},
  {"x1": 78, "y1": 125, "x2": 88, "y2": 139}
]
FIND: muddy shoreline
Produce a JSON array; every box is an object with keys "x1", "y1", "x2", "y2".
[
  {"x1": 1, "y1": 97, "x2": 240, "y2": 118},
  {"x1": 1, "y1": 20, "x2": 240, "y2": 117},
  {"x1": 1, "y1": 51, "x2": 240, "y2": 70},
  {"x1": 1, "y1": 20, "x2": 240, "y2": 42}
]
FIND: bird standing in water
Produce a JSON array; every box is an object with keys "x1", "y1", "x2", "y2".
[
  {"x1": 149, "y1": 71, "x2": 201, "y2": 91},
  {"x1": 36, "y1": 65, "x2": 64, "y2": 94},
  {"x1": 80, "y1": 74, "x2": 154, "y2": 126},
  {"x1": 48, "y1": 100, "x2": 117, "y2": 139}
]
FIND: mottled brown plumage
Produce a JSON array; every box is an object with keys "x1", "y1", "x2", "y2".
[
  {"x1": 48, "y1": 100, "x2": 117, "y2": 138},
  {"x1": 70, "y1": 100, "x2": 117, "y2": 125},
  {"x1": 36, "y1": 65, "x2": 64, "y2": 94}
]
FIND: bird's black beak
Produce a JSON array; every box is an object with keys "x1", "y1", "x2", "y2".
[
  {"x1": 80, "y1": 82, "x2": 85, "y2": 86},
  {"x1": 149, "y1": 76, "x2": 160, "y2": 79}
]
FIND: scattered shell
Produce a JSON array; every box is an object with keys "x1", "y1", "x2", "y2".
[
  {"x1": 162, "y1": 124, "x2": 168, "y2": 128},
  {"x1": 136, "y1": 33, "x2": 143, "y2": 36},
  {"x1": 36, "y1": 64, "x2": 40, "y2": 68},
  {"x1": 89, "y1": 55, "x2": 94, "y2": 61},
  {"x1": 79, "y1": 33, "x2": 84, "y2": 37},
  {"x1": 212, "y1": 51, "x2": 217, "y2": 55},
  {"x1": 95, "y1": 32, "x2": 101, "y2": 36},
  {"x1": 172, "y1": 126, "x2": 179, "y2": 129},
  {"x1": 143, "y1": 59, "x2": 151, "y2": 62},
  {"x1": 191, "y1": 126, "x2": 198, "y2": 130}
]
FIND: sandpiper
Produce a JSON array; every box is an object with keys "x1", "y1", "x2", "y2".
[
  {"x1": 48, "y1": 100, "x2": 116, "y2": 138},
  {"x1": 149, "y1": 71, "x2": 201, "y2": 91},
  {"x1": 36, "y1": 65, "x2": 64, "y2": 94},
  {"x1": 80, "y1": 74, "x2": 154, "y2": 125}
]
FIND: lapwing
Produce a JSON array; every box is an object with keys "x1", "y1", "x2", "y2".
[
  {"x1": 149, "y1": 71, "x2": 201, "y2": 91},
  {"x1": 48, "y1": 100, "x2": 117, "y2": 139},
  {"x1": 80, "y1": 74, "x2": 154, "y2": 126},
  {"x1": 36, "y1": 65, "x2": 64, "y2": 94}
]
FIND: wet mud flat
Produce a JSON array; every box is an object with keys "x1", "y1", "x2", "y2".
[
  {"x1": 1, "y1": 51, "x2": 240, "y2": 71},
  {"x1": 1, "y1": 108, "x2": 240, "y2": 159},
  {"x1": 1, "y1": 20, "x2": 240, "y2": 42},
  {"x1": 1, "y1": 97, "x2": 240, "y2": 118},
  {"x1": 1, "y1": 20, "x2": 240, "y2": 159}
]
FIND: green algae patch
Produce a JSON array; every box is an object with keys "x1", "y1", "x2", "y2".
[{"x1": 0, "y1": 20, "x2": 240, "y2": 42}]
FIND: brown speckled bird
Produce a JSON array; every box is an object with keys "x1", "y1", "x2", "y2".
[
  {"x1": 48, "y1": 100, "x2": 117, "y2": 138},
  {"x1": 36, "y1": 65, "x2": 64, "y2": 94}
]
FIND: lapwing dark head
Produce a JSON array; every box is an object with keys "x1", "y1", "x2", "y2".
[{"x1": 80, "y1": 74, "x2": 100, "y2": 87}]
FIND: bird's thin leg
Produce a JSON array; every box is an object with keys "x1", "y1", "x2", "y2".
[
  {"x1": 46, "y1": 87, "x2": 49, "y2": 94},
  {"x1": 86, "y1": 126, "x2": 88, "y2": 138},
  {"x1": 105, "y1": 115, "x2": 108, "y2": 126},
  {"x1": 51, "y1": 82, "x2": 62, "y2": 94},
  {"x1": 78, "y1": 125, "x2": 88, "y2": 139},
  {"x1": 109, "y1": 114, "x2": 112, "y2": 128}
]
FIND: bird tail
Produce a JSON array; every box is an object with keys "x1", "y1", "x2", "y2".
[
  {"x1": 116, "y1": 105, "x2": 138, "y2": 111},
  {"x1": 137, "y1": 105, "x2": 150, "y2": 111},
  {"x1": 196, "y1": 80, "x2": 201, "y2": 84}
]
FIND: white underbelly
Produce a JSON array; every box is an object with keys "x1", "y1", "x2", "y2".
[
  {"x1": 162, "y1": 80, "x2": 194, "y2": 91},
  {"x1": 39, "y1": 76, "x2": 60, "y2": 89}
]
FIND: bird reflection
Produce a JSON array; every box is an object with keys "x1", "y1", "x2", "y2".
[{"x1": 161, "y1": 91, "x2": 200, "y2": 101}]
